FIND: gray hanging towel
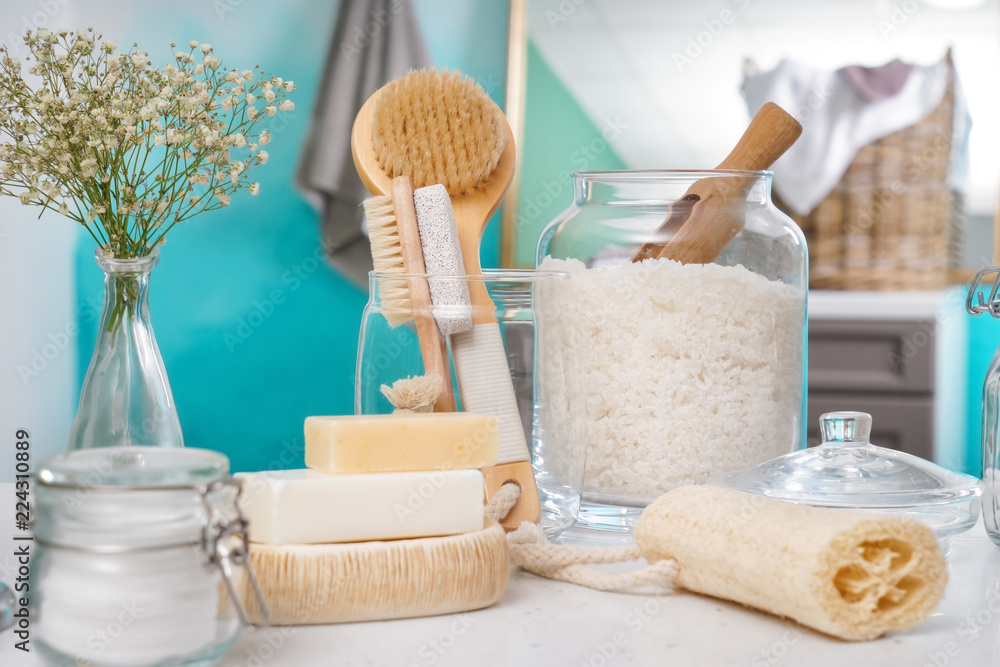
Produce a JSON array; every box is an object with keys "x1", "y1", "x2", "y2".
[{"x1": 297, "y1": 0, "x2": 431, "y2": 287}]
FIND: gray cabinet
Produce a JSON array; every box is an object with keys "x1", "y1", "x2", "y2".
[
  {"x1": 807, "y1": 292, "x2": 954, "y2": 460},
  {"x1": 806, "y1": 391, "x2": 934, "y2": 459},
  {"x1": 808, "y1": 320, "x2": 935, "y2": 395}
]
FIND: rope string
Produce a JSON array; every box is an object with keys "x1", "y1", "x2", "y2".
[
  {"x1": 485, "y1": 482, "x2": 679, "y2": 593},
  {"x1": 484, "y1": 481, "x2": 521, "y2": 523}
]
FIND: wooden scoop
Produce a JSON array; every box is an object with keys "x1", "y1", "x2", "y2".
[{"x1": 631, "y1": 103, "x2": 802, "y2": 264}]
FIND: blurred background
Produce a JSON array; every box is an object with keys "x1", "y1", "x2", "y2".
[{"x1": 1, "y1": 0, "x2": 998, "y2": 479}]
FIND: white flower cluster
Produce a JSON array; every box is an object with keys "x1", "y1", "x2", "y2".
[{"x1": 0, "y1": 28, "x2": 295, "y2": 258}]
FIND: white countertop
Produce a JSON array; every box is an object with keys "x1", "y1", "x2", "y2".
[{"x1": 1, "y1": 483, "x2": 997, "y2": 666}]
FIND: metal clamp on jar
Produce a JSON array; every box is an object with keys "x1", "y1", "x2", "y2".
[{"x1": 30, "y1": 447, "x2": 269, "y2": 666}]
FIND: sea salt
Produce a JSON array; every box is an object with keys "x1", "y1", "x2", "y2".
[{"x1": 537, "y1": 257, "x2": 804, "y2": 500}]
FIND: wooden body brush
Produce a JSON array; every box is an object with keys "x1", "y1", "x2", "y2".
[
  {"x1": 362, "y1": 176, "x2": 456, "y2": 412},
  {"x1": 352, "y1": 70, "x2": 539, "y2": 530},
  {"x1": 631, "y1": 102, "x2": 802, "y2": 264}
]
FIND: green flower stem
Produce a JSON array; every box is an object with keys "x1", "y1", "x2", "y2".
[{"x1": 106, "y1": 274, "x2": 140, "y2": 335}]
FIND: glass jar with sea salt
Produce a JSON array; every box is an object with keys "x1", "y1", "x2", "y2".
[
  {"x1": 30, "y1": 447, "x2": 268, "y2": 666},
  {"x1": 536, "y1": 170, "x2": 808, "y2": 533}
]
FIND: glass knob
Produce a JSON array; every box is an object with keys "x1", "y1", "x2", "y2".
[{"x1": 820, "y1": 411, "x2": 872, "y2": 445}]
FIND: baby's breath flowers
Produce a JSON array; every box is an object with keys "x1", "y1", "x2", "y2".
[
  {"x1": 0, "y1": 28, "x2": 293, "y2": 333},
  {"x1": 0, "y1": 28, "x2": 295, "y2": 260}
]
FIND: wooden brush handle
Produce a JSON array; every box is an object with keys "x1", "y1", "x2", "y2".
[
  {"x1": 451, "y1": 117, "x2": 517, "y2": 325},
  {"x1": 390, "y1": 176, "x2": 457, "y2": 412},
  {"x1": 483, "y1": 462, "x2": 540, "y2": 529},
  {"x1": 631, "y1": 103, "x2": 802, "y2": 263}
]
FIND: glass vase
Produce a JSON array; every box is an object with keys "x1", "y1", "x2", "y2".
[{"x1": 68, "y1": 248, "x2": 184, "y2": 450}]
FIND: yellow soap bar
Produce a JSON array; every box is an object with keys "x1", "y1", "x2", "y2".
[{"x1": 305, "y1": 413, "x2": 500, "y2": 473}]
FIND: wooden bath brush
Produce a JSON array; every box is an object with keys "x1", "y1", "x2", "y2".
[{"x1": 352, "y1": 69, "x2": 538, "y2": 530}]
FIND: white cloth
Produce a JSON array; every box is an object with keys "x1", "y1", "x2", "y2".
[{"x1": 742, "y1": 56, "x2": 968, "y2": 216}]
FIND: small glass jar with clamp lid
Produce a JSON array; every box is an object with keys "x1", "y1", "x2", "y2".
[{"x1": 29, "y1": 447, "x2": 269, "y2": 666}]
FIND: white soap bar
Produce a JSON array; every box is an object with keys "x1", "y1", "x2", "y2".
[{"x1": 236, "y1": 469, "x2": 485, "y2": 545}]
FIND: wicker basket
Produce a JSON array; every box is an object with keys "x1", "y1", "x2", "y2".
[{"x1": 774, "y1": 53, "x2": 958, "y2": 291}]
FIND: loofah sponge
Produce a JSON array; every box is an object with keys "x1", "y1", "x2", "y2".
[
  {"x1": 371, "y1": 69, "x2": 506, "y2": 195},
  {"x1": 635, "y1": 486, "x2": 947, "y2": 641}
]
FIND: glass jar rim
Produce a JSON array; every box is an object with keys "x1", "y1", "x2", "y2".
[
  {"x1": 93, "y1": 246, "x2": 161, "y2": 273},
  {"x1": 571, "y1": 169, "x2": 771, "y2": 181},
  {"x1": 36, "y1": 446, "x2": 229, "y2": 491},
  {"x1": 370, "y1": 268, "x2": 570, "y2": 282}
]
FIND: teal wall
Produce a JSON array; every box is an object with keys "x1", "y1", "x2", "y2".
[
  {"x1": 514, "y1": 40, "x2": 628, "y2": 266},
  {"x1": 74, "y1": 0, "x2": 511, "y2": 473},
  {"x1": 934, "y1": 289, "x2": 971, "y2": 475}
]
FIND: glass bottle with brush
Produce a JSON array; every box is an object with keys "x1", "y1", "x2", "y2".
[{"x1": 356, "y1": 269, "x2": 583, "y2": 536}]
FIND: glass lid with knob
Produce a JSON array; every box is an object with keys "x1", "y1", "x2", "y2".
[{"x1": 721, "y1": 412, "x2": 982, "y2": 542}]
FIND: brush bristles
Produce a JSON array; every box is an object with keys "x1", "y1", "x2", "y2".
[
  {"x1": 372, "y1": 69, "x2": 506, "y2": 196},
  {"x1": 363, "y1": 195, "x2": 411, "y2": 326}
]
